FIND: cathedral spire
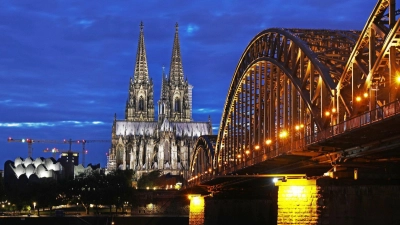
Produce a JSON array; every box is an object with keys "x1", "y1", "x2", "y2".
[
  {"x1": 125, "y1": 21, "x2": 155, "y2": 122},
  {"x1": 158, "y1": 66, "x2": 169, "y2": 122},
  {"x1": 168, "y1": 22, "x2": 184, "y2": 82},
  {"x1": 160, "y1": 66, "x2": 167, "y2": 99},
  {"x1": 133, "y1": 21, "x2": 150, "y2": 83}
]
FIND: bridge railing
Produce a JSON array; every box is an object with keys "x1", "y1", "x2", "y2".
[
  {"x1": 307, "y1": 100, "x2": 400, "y2": 146},
  {"x1": 189, "y1": 100, "x2": 400, "y2": 185}
]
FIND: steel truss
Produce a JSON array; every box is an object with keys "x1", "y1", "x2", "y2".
[{"x1": 189, "y1": 0, "x2": 400, "y2": 180}]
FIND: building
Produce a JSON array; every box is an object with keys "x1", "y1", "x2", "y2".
[
  {"x1": 3, "y1": 153, "x2": 102, "y2": 185},
  {"x1": 58, "y1": 151, "x2": 79, "y2": 179},
  {"x1": 107, "y1": 22, "x2": 212, "y2": 180}
]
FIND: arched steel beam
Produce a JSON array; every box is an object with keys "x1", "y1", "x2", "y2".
[
  {"x1": 189, "y1": 135, "x2": 216, "y2": 177},
  {"x1": 217, "y1": 28, "x2": 347, "y2": 151},
  {"x1": 337, "y1": 0, "x2": 398, "y2": 116}
]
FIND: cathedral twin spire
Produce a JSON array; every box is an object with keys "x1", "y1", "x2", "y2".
[
  {"x1": 133, "y1": 21, "x2": 150, "y2": 84},
  {"x1": 126, "y1": 22, "x2": 192, "y2": 123},
  {"x1": 169, "y1": 23, "x2": 184, "y2": 83}
]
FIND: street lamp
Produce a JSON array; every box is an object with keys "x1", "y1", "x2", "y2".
[{"x1": 33, "y1": 202, "x2": 36, "y2": 210}]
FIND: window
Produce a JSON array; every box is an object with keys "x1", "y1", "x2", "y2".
[
  {"x1": 174, "y1": 97, "x2": 180, "y2": 112},
  {"x1": 139, "y1": 96, "x2": 144, "y2": 111}
]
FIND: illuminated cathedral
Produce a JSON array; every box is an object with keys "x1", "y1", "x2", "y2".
[{"x1": 106, "y1": 22, "x2": 212, "y2": 180}]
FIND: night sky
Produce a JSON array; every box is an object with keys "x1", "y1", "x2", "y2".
[{"x1": 0, "y1": 0, "x2": 379, "y2": 169}]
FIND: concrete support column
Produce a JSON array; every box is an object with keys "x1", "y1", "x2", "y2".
[
  {"x1": 188, "y1": 194, "x2": 205, "y2": 225},
  {"x1": 275, "y1": 178, "x2": 317, "y2": 225}
]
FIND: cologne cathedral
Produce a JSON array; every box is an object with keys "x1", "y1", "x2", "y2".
[{"x1": 106, "y1": 22, "x2": 212, "y2": 180}]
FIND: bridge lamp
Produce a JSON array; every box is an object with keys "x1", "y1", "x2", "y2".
[
  {"x1": 265, "y1": 139, "x2": 272, "y2": 145},
  {"x1": 325, "y1": 111, "x2": 330, "y2": 117},
  {"x1": 363, "y1": 92, "x2": 368, "y2": 98},
  {"x1": 254, "y1": 145, "x2": 260, "y2": 150},
  {"x1": 279, "y1": 130, "x2": 288, "y2": 138},
  {"x1": 355, "y1": 96, "x2": 362, "y2": 102}
]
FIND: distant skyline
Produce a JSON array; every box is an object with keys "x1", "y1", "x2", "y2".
[{"x1": 0, "y1": 1, "x2": 379, "y2": 169}]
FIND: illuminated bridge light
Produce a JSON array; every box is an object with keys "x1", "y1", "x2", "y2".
[
  {"x1": 279, "y1": 131, "x2": 288, "y2": 138},
  {"x1": 325, "y1": 111, "x2": 330, "y2": 117}
]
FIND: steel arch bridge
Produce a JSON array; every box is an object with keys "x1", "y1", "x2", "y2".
[{"x1": 189, "y1": 0, "x2": 400, "y2": 184}]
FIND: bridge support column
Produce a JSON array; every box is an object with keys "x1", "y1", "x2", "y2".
[
  {"x1": 188, "y1": 194, "x2": 205, "y2": 225},
  {"x1": 275, "y1": 178, "x2": 318, "y2": 225}
]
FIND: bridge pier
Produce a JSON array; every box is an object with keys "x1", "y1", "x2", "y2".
[
  {"x1": 275, "y1": 178, "x2": 318, "y2": 224},
  {"x1": 188, "y1": 194, "x2": 205, "y2": 225},
  {"x1": 275, "y1": 177, "x2": 400, "y2": 225}
]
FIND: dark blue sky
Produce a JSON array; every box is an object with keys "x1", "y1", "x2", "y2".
[{"x1": 0, "y1": 0, "x2": 378, "y2": 169}]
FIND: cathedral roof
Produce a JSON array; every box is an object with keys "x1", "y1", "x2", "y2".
[
  {"x1": 115, "y1": 120, "x2": 211, "y2": 137},
  {"x1": 116, "y1": 121, "x2": 158, "y2": 136}
]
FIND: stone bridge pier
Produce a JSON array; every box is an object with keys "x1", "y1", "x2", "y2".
[{"x1": 188, "y1": 177, "x2": 400, "y2": 225}]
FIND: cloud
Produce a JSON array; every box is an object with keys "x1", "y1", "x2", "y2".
[
  {"x1": 194, "y1": 108, "x2": 219, "y2": 114},
  {"x1": 76, "y1": 19, "x2": 95, "y2": 28},
  {"x1": 0, "y1": 120, "x2": 107, "y2": 128},
  {"x1": 185, "y1": 24, "x2": 199, "y2": 36},
  {"x1": 0, "y1": 99, "x2": 48, "y2": 108}
]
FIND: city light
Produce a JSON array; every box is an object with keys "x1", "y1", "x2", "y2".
[{"x1": 265, "y1": 139, "x2": 272, "y2": 145}]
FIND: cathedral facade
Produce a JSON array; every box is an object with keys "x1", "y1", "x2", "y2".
[{"x1": 106, "y1": 22, "x2": 212, "y2": 180}]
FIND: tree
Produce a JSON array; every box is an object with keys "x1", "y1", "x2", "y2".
[{"x1": 137, "y1": 170, "x2": 162, "y2": 189}]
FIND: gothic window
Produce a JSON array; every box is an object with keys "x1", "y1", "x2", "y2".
[
  {"x1": 135, "y1": 146, "x2": 140, "y2": 167},
  {"x1": 153, "y1": 146, "x2": 158, "y2": 162},
  {"x1": 164, "y1": 141, "x2": 170, "y2": 163},
  {"x1": 142, "y1": 142, "x2": 147, "y2": 166},
  {"x1": 177, "y1": 145, "x2": 181, "y2": 162},
  {"x1": 139, "y1": 96, "x2": 144, "y2": 111},
  {"x1": 174, "y1": 97, "x2": 180, "y2": 112},
  {"x1": 116, "y1": 145, "x2": 124, "y2": 167},
  {"x1": 127, "y1": 145, "x2": 133, "y2": 169}
]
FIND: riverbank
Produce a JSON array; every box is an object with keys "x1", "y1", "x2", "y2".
[{"x1": 0, "y1": 215, "x2": 188, "y2": 225}]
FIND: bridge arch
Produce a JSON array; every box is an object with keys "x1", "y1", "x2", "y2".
[
  {"x1": 189, "y1": 135, "x2": 217, "y2": 178},
  {"x1": 215, "y1": 28, "x2": 358, "y2": 174}
]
